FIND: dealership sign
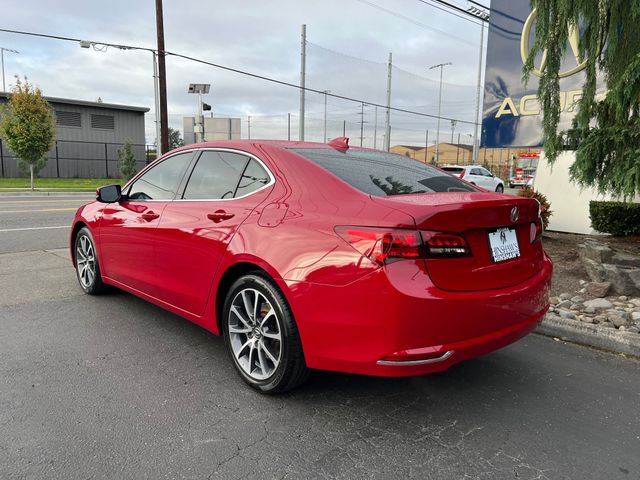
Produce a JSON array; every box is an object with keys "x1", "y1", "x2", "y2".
[{"x1": 481, "y1": 0, "x2": 602, "y2": 148}]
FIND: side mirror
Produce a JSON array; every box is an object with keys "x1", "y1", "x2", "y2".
[{"x1": 97, "y1": 184, "x2": 122, "y2": 203}]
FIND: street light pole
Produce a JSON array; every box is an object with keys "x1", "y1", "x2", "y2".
[
  {"x1": 429, "y1": 62, "x2": 452, "y2": 165},
  {"x1": 323, "y1": 90, "x2": 330, "y2": 142},
  {"x1": 1, "y1": 47, "x2": 19, "y2": 92}
]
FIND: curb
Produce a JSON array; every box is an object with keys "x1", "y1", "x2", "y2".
[
  {"x1": 0, "y1": 191, "x2": 94, "y2": 197},
  {"x1": 536, "y1": 315, "x2": 640, "y2": 357}
]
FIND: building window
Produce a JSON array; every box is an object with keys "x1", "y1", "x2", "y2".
[
  {"x1": 91, "y1": 114, "x2": 115, "y2": 130},
  {"x1": 56, "y1": 111, "x2": 82, "y2": 127}
]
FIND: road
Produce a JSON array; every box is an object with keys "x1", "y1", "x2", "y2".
[
  {"x1": 0, "y1": 194, "x2": 93, "y2": 254},
  {"x1": 0, "y1": 193, "x2": 639, "y2": 479}
]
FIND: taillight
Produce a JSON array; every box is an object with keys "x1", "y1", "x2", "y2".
[
  {"x1": 422, "y1": 231, "x2": 470, "y2": 258},
  {"x1": 459, "y1": 170, "x2": 465, "y2": 178},
  {"x1": 335, "y1": 227, "x2": 470, "y2": 265},
  {"x1": 530, "y1": 218, "x2": 543, "y2": 243},
  {"x1": 335, "y1": 227, "x2": 422, "y2": 265}
]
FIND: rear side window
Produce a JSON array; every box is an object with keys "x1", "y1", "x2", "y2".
[
  {"x1": 183, "y1": 151, "x2": 249, "y2": 200},
  {"x1": 292, "y1": 148, "x2": 477, "y2": 196}
]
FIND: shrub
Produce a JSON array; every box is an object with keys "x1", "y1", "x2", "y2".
[
  {"x1": 589, "y1": 201, "x2": 640, "y2": 236},
  {"x1": 118, "y1": 142, "x2": 137, "y2": 181},
  {"x1": 518, "y1": 187, "x2": 553, "y2": 230}
]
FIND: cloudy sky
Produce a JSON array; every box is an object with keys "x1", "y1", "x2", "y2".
[{"x1": 0, "y1": 0, "x2": 488, "y2": 147}]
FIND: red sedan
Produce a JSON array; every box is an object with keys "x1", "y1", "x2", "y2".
[{"x1": 71, "y1": 138, "x2": 552, "y2": 393}]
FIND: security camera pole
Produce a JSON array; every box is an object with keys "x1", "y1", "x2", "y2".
[
  {"x1": 188, "y1": 83, "x2": 210, "y2": 143},
  {"x1": 155, "y1": 0, "x2": 169, "y2": 155},
  {"x1": 0, "y1": 47, "x2": 19, "y2": 92}
]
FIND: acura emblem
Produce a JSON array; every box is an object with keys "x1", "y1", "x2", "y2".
[{"x1": 510, "y1": 206, "x2": 520, "y2": 223}]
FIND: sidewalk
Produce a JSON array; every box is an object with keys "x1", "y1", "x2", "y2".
[{"x1": 0, "y1": 190, "x2": 94, "y2": 196}]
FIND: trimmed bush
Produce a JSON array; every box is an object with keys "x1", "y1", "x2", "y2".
[
  {"x1": 589, "y1": 201, "x2": 640, "y2": 236},
  {"x1": 518, "y1": 187, "x2": 553, "y2": 230}
]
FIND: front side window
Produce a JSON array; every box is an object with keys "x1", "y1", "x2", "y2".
[
  {"x1": 127, "y1": 152, "x2": 193, "y2": 200},
  {"x1": 183, "y1": 151, "x2": 250, "y2": 200},
  {"x1": 292, "y1": 148, "x2": 477, "y2": 196}
]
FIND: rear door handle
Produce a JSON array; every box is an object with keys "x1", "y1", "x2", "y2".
[
  {"x1": 141, "y1": 211, "x2": 160, "y2": 221},
  {"x1": 207, "y1": 210, "x2": 235, "y2": 223}
]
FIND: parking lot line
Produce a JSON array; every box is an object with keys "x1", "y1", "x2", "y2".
[{"x1": 0, "y1": 225, "x2": 71, "y2": 233}]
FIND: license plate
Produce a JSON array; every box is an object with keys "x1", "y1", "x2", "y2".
[{"x1": 488, "y1": 227, "x2": 520, "y2": 262}]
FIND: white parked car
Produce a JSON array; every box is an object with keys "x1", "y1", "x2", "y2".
[{"x1": 441, "y1": 165, "x2": 505, "y2": 193}]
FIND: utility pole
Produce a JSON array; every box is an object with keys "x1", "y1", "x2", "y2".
[
  {"x1": 472, "y1": 22, "x2": 485, "y2": 165},
  {"x1": 323, "y1": 90, "x2": 330, "y2": 142},
  {"x1": 359, "y1": 103, "x2": 366, "y2": 147},
  {"x1": 155, "y1": 0, "x2": 169, "y2": 154},
  {"x1": 384, "y1": 52, "x2": 392, "y2": 151},
  {"x1": 247, "y1": 115, "x2": 251, "y2": 140},
  {"x1": 450, "y1": 119, "x2": 457, "y2": 143},
  {"x1": 424, "y1": 130, "x2": 429, "y2": 163},
  {"x1": 342, "y1": 120, "x2": 346, "y2": 137},
  {"x1": 287, "y1": 113, "x2": 291, "y2": 141},
  {"x1": 429, "y1": 62, "x2": 452, "y2": 165},
  {"x1": 151, "y1": 52, "x2": 161, "y2": 153},
  {"x1": 456, "y1": 132, "x2": 461, "y2": 162},
  {"x1": 299, "y1": 24, "x2": 306, "y2": 141},
  {"x1": 373, "y1": 105, "x2": 378, "y2": 149}
]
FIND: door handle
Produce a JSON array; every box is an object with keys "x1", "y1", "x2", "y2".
[
  {"x1": 207, "y1": 210, "x2": 235, "y2": 223},
  {"x1": 141, "y1": 211, "x2": 160, "y2": 221}
]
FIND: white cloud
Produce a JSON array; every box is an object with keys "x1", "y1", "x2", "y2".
[{"x1": 1, "y1": 0, "x2": 485, "y2": 147}]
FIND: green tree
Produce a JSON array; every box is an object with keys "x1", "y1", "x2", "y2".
[
  {"x1": 118, "y1": 142, "x2": 137, "y2": 181},
  {"x1": 168, "y1": 127, "x2": 184, "y2": 150},
  {"x1": 523, "y1": 0, "x2": 640, "y2": 198},
  {"x1": 0, "y1": 77, "x2": 56, "y2": 190}
]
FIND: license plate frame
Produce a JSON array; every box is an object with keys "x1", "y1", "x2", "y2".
[{"x1": 487, "y1": 227, "x2": 521, "y2": 263}]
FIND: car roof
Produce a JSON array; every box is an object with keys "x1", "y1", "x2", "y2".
[{"x1": 165, "y1": 139, "x2": 369, "y2": 155}]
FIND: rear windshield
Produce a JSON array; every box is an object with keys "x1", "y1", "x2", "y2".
[
  {"x1": 441, "y1": 166, "x2": 464, "y2": 174},
  {"x1": 292, "y1": 148, "x2": 477, "y2": 196}
]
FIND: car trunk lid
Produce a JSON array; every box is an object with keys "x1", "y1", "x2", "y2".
[{"x1": 371, "y1": 192, "x2": 545, "y2": 291}]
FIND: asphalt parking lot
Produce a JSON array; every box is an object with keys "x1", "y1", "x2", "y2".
[{"x1": 1, "y1": 193, "x2": 639, "y2": 480}]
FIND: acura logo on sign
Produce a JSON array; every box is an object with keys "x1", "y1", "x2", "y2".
[
  {"x1": 511, "y1": 207, "x2": 520, "y2": 223},
  {"x1": 520, "y1": 8, "x2": 588, "y2": 78}
]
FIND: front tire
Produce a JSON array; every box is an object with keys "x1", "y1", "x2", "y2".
[
  {"x1": 222, "y1": 274, "x2": 309, "y2": 394},
  {"x1": 74, "y1": 227, "x2": 108, "y2": 295},
  {"x1": 495, "y1": 184, "x2": 504, "y2": 193}
]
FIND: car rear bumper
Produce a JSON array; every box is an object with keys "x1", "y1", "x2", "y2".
[{"x1": 286, "y1": 255, "x2": 552, "y2": 377}]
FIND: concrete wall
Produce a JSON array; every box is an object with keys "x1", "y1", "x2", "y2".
[{"x1": 533, "y1": 151, "x2": 638, "y2": 234}]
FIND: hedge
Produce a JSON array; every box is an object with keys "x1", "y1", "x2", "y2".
[{"x1": 589, "y1": 201, "x2": 640, "y2": 236}]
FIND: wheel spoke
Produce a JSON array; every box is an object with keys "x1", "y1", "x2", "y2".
[
  {"x1": 261, "y1": 342, "x2": 278, "y2": 364},
  {"x1": 248, "y1": 341, "x2": 256, "y2": 373},
  {"x1": 253, "y1": 292, "x2": 261, "y2": 321},
  {"x1": 257, "y1": 344, "x2": 267, "y2": 374},
  {"x1": 259, "y1": 308, "x2": 275, "y2": 327},
  {"x1": 262, "y1": 330, "x2": 280, "y2": 340},
  {"x1": 230, "y1": 306, "x2": 252, "y2": 329},
  {"x1": 241, "y1": 290, "x2": 254, "y2": 322},
  {"x1": 235, "y1": 339, "x2": 252, "y2": 360},
  {"x1": 228, "y1": 324, "x2": 251, "y2": 334}
]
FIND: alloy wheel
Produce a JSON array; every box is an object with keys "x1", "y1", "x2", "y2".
[
  {"x1": 76, "y1": 235, "x2": 96, "y2": 288},
  {"x1": 228, "y1": 288, "x2": 282, "y2": 381}
]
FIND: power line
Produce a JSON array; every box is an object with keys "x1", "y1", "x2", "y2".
[
  {"x1": 352, "y1": 0, "x2": 477, "y2": 46},
  {"x1": 0, "y1": 26, "x2": 478, "y2": 126},
  {"x1": 415, "y1": 0, "x2": 484, "y2": 26}
]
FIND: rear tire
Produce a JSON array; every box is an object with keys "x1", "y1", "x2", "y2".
[
  {"x1": 74, "y1": 227, "x2": 108, "y2": 295},
  {"x1": 495, "y1": 184, "x2": 504, "y2": 193},
  {"x1": 222, "y1": 273, "x2": 310, "y2": 394}
]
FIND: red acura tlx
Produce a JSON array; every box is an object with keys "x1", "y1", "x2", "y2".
[{"x1": 71, "y1": 138, "x2": 552, "y2": 393}]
